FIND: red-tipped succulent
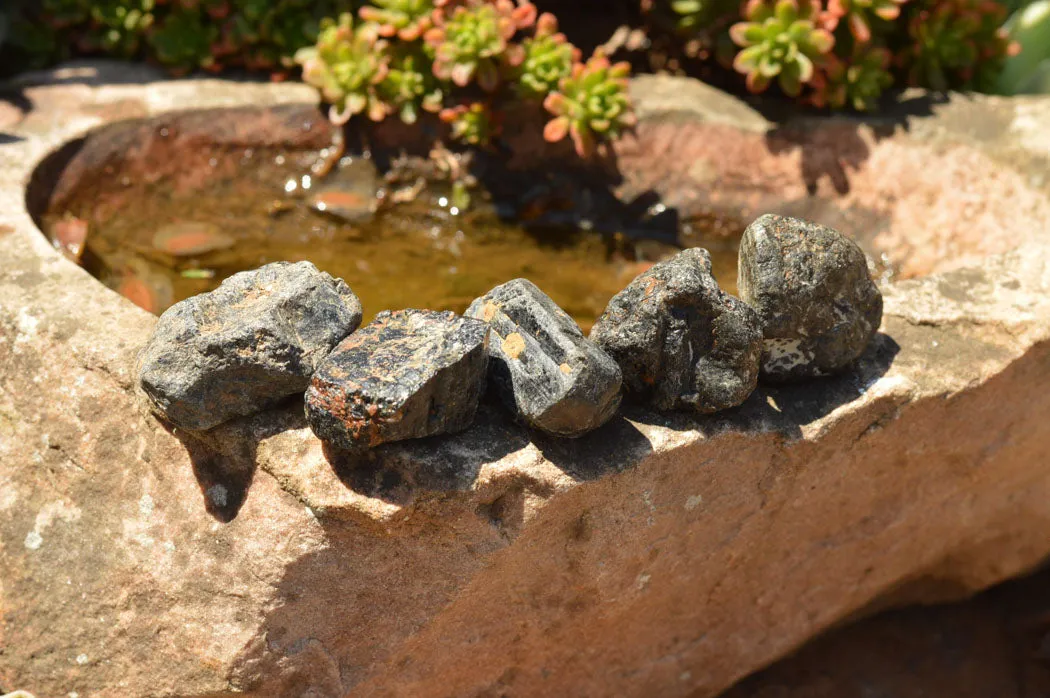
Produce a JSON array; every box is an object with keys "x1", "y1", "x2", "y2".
[
  {"x1": 729, "y1": 0, "x2": 836, "y2": 95},
  {"x1": 424, "y1": 0, "x2": 536, "y2": 90},
  {"x1": 543, "y1": 54, "x2": 636, "y2": 157},
  {"x1": 359, "y1": 0, "x2": 436, "y2": 41}
]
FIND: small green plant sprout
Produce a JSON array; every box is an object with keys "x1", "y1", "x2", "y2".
[
  {"x1": 516, "y1": 12, "x2": 580, "y2": 99},
  {"x1": 810, "y1": 45, "x2": 893, "y2": 109},
  {"x1": 380, "y1": 46, "x2": 445, "y2": 123},
  {"x1": 359, "y1": 0, "x2": 436, "y2": 41},
  {"x1": 295, "y1": 13, "x2": 391, "y2": 124},
  {"x1": 903, "y1": 0, "x2": 1015, "y2": 91},
  {"x1": 440, "y1": 101, "x2": 498, "y2": 145},
  {"x1": 543, "y1": 53, "x2": 636, "y2": 157},
  {"x1": 424, "y1": 0, "x2": 538, "y2": 91},
  {"x1": 666, "y1": 0, "x2": 736, "y2": 31},
  {"x1": 729, "y1": 0, "x2": 836, "y2": 95},
  {"x1": 824, "y1": 0, "x2": 908, "y2": 43}
]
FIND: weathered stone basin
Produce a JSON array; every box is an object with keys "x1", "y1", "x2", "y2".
[{"x1": 1, "y1": 62, "x2": 1049, "y2": 697}]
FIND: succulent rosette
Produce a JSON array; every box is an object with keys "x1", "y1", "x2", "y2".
[
  {"x1": 903, "y1": 0, "x2": 1013, "y2": 91},
  {"x1": 810, "y1": 46, "x2": 892, "y2": 109},
  {"x1": 543, "y1": 54, "x2": 636, "y2": 157},
  {"x1": 824, "y1": 0, "x2": 908, "y2": 43},
  {"x1": 424, "y1": 0, "x2": 537, "y2": 91},
  {"x1": 359, "y1": 0, "x2": 435, "y2": 41},
  {"x1": 516, "y1": 12, "x2": 580, "y2": 99},
  {"x1": 729, "y1": 0, "x2": 835, "y2": 95},
  {"x1": 381, "y1": 46, "x2": 446, "y2": 123},
  {"x1": 294, "y1": 13, "x2": 391, "y2": 125},
  {"x1": 440, "y1": 101, "x2": 498, "y2": 145}
]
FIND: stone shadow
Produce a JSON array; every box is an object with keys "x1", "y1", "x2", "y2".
[
  {"x1": 163, "y1": 398, "x2": 307, "y2": 522},
  {"x1": 627, "y1": 331, "x2": 900, "y2": 441},
  {"x1": 761, "y1": 92, "x2": 943, "y2": 196},
  {"x1": 322, "y1": 395, "x2": 531, "y2": 506},
  {"x1": 0, "y1": 87, "x2": 29, "y2": 144},
  {"x1": 530, "y1": 416, "x2": 655, "y2": 482}
]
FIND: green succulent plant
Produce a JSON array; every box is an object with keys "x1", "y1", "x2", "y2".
[
  {"x1": 424, "y1": 0, "x2": 537, "y2": 91},
  {"x1": 729, "y1": 0, "x2": 835, "y2": 95},
  {"x1": 903, "y1": 0, "x2": 1013, "y2": 91},
  {"x1": 440, "y1": 102, "x2": 497, "y2": 145},
  {"x1": 811, "y1": 46, "x2": 893, "y2": 109},
  {"x1": 380, "y1": 46, "x2": 445, "y2": 123},
  {"x1": 360, "y1": 0, "x2": 435, "y2": 41},
  {"x1": 295, "y1": 13, "x2": 391, "y2": 124},
  {"x1": 515, "y1": 12, "x2": 579, "y2": 99},
  {"x1": 543, "y1": 54, "x2": 636, "y2": 157}
]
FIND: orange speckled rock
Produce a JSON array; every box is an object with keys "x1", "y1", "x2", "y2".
[{"x1": 306, "y1": 309, "x2": 489, "y2": 450}]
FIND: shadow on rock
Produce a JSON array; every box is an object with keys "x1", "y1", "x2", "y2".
[
  {"x1": 732, "y1": 331, "x2": 902, "y2": 436},
  {"x1": 531, "y1": 415, "x2": 655, "y2": 482},
  {"x1": 760, "y1": 91, "x2": 947, "y2": 197},
  {"x1": 167, "y1": 399, "x2": 307, "y2": 522},
  {"x1": 627, "y1": 332, "x2": 900, "y2": 440},
  {"x1": 323, "y1": 397, "x2": 531, "y2": 505}
]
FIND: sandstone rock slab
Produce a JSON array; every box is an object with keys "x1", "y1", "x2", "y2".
[
  {"x1": 738, "y1": 214, "x2": 883, "y2": 381},
  {"x1": 138, "y1": 261, "x2": 362, "y2": 431},
  {"x1": 466, "y1": 278, "x2": 622, "y2": 437},
  {"x1": 2, "y1": 66, "x2": 1050, "y2": 698},
  {"x1": 591, "y1": 247, "x2": 763, "y2": 413},
  {"x1": 305, "y1": 309, "x2": 490, "y2": 450}
]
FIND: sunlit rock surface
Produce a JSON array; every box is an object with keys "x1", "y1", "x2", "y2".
[{"x1": 1, "y1": 63, "x2": 1050, "y2": 698}]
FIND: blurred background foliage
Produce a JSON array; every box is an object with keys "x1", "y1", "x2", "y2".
[{"x1": 0, "y1": 0, "x2": 1046, "y2": 113}]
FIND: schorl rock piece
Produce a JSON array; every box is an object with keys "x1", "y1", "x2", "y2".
[
  {"x1": 306, "y1": 309, "x2": 490, "y2": 451},
  {"x1": 738, "y1": 214, "x2": 884, "y2": 381},
  {"x1": 138, "y1": 261, "x2": 362, "y2": 431},
  {"x1": 466, "y1": 279, "x2": 622, "y2": 437},
  {"x1": 590, "y1": 248, "x2": 763, "y2": 413}
]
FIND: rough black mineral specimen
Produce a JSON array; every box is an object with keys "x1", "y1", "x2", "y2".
[
  {"x1": 738, "y1": 214, "x2": 883, "y2": 380},
  {"x1": 305, "y1": 309, "x2": 490, "y2": 450},
  {"x1": 138, "y1": 261, "x2": 362, "y2": 431},
  {"x1": 590, "y1": 248, "x2": 763, "y2": 413},
  {"x1": 466, "y1": 279, "x2": 622, "y2": 437}
]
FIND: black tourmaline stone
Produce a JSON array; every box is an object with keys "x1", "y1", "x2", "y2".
[
  {"x1": 138, "y1": 261, "x2": 362, "y2": 431},
  {"x1": 305, "y1": 309, "x2": 490, "y2": 450},
  {"x1": 590, "y1": 248, "x2": 763, "y2": 413},
  {"x1": 466, "y1": 279, "x2": 622, "y2": 437},
  {"x1": 738, "y1": 214, "x2": 883, "y2": 381}
]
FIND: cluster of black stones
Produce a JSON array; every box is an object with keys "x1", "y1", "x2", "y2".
[{"x1": 138, "y1": 214, "x2": 884, "y2": 449}]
